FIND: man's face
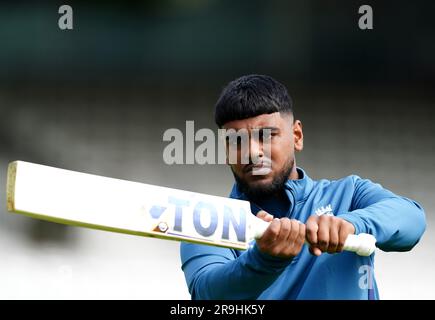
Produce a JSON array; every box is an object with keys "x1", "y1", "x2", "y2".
[{"x1": 223, "y1": 112, "x2": 303, "y2": 199}]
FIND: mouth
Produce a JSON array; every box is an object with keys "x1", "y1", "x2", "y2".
[{"x1": 243, "y1": 162, "x2": 272, "y2": 176}]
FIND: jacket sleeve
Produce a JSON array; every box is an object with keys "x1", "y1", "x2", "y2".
[
  {"x1": 180, "y1": 241, "x2": 292, "y2": 299},
  {"x1": 339, "y1": 176, "x2": 426, "y2": 252}
]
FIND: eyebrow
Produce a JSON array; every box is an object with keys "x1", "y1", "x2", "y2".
[
  {"x1": 257, "y1": 126, "x2": 280, "y2": 132},
  {"x1": 224, "y1": 126, "x2": 280, "y2": 140}
]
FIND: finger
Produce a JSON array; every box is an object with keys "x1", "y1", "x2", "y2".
[
  {"x1": 309, "y1": 245, "x2": 322, "y2": 256},
  {"x1": 256, "y1": 210, "x2": 274, "y2": 222},
  {"x1": 305, "y1": 215, "x2": 319, "y2": 245},
  {"x1": 286, "y1": 219, "x2": 300, "y2": 245},
  {"x1": 298, "y1": 223, "x2": 306, "y2": 245},
  {"x1": 337, "y1": 223, "x2": 350, "y2": 252},
  {"x1": 317, "y1": 215, "x2": 331, "y2": 252},
  {"x1": 269, "y1": 218, "x2": 293, "y2": 254},
  {"x1": 278, "y1": 218, "x2": 292, "y2": 242},
  {"x1": 283, "y1": 221, "x2": 304, "y2": 256},
  {"x1": 327, "y1": 219, "x2": 340, "y2": 254},
  {"x1": 297, "y1": 223, "x2": 307, "y2": 251},
  {"x1": 260, "y1": 218, "x2": 281, "y2": 246}
]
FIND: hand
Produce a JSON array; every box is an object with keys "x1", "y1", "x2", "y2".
[
  {"x1": 255, "y1": 210, "x2": 306, "y2": 259},
  {"x1": 305, "y1": 215, "x2": 356, "y2": 256}
]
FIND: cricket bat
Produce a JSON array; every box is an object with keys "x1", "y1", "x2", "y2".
[{"x1": 6, "y1": 161, "x2": 376, "y2": 256}]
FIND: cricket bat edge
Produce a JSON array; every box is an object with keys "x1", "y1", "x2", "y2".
[
  {"x1": 10, "y1": 206, "x2": 247, "y2": 250},
  {"x1": 6, "y1": 161, "x2": 18, "y2": 212}
]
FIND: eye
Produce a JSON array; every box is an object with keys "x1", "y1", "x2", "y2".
[
  {"x1": 258, "y1": 129, "x2": 272, "y2": 142},
  {"x1": 226, "y1": 136, "x2": 241, "y2": 147}
]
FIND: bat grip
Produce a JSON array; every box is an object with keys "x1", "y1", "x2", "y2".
[
  {"x1": 251, "y1": 217, "x2": 376, "y2": 256},
  {"x1": 342, "y1": 233, "x2": 376, "y2": 256}
]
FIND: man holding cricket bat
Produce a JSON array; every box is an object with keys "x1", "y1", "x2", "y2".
[{"x1": 180, "y1": 74, "x2": 426, "y2": 299}]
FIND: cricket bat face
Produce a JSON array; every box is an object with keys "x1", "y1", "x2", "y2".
[{"x1": 6, "y1": 161, "x2": 260, "y2": 250}]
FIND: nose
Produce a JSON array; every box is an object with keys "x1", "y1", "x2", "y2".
[{"x1": 249, "y1": 137, "x2": 263, "y2": 164}]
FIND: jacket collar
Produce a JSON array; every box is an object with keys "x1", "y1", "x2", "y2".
[{"x1": 230, "y1": 167, "x2": 314, "y2": 203}]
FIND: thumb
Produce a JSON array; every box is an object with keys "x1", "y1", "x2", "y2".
[
  {"x1": 256, "y1": 210, "x2": 274, "y2": 222},
  {"x1": 309, "y1": 245, "x2": 322, "y2": 257}
]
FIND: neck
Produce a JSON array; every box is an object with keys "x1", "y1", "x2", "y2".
[
  {"x1": 253, "y1": 187, "x2": 291, "y2": 218},
  {"x1": 288, "y1": 163, "x2": 299, "y2": 180}
]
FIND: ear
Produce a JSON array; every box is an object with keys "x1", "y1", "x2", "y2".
[{"x1": 293, "y1": 120, "x2": 303, "y2": 152}]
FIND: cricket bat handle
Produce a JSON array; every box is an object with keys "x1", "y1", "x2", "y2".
[{"x1": 251, "y1": 217, "x2": 376, "y2": 256}]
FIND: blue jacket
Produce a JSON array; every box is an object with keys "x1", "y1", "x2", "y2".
[{"x1": 180, "y1": 168, "x2": 426, "y2": 299}]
